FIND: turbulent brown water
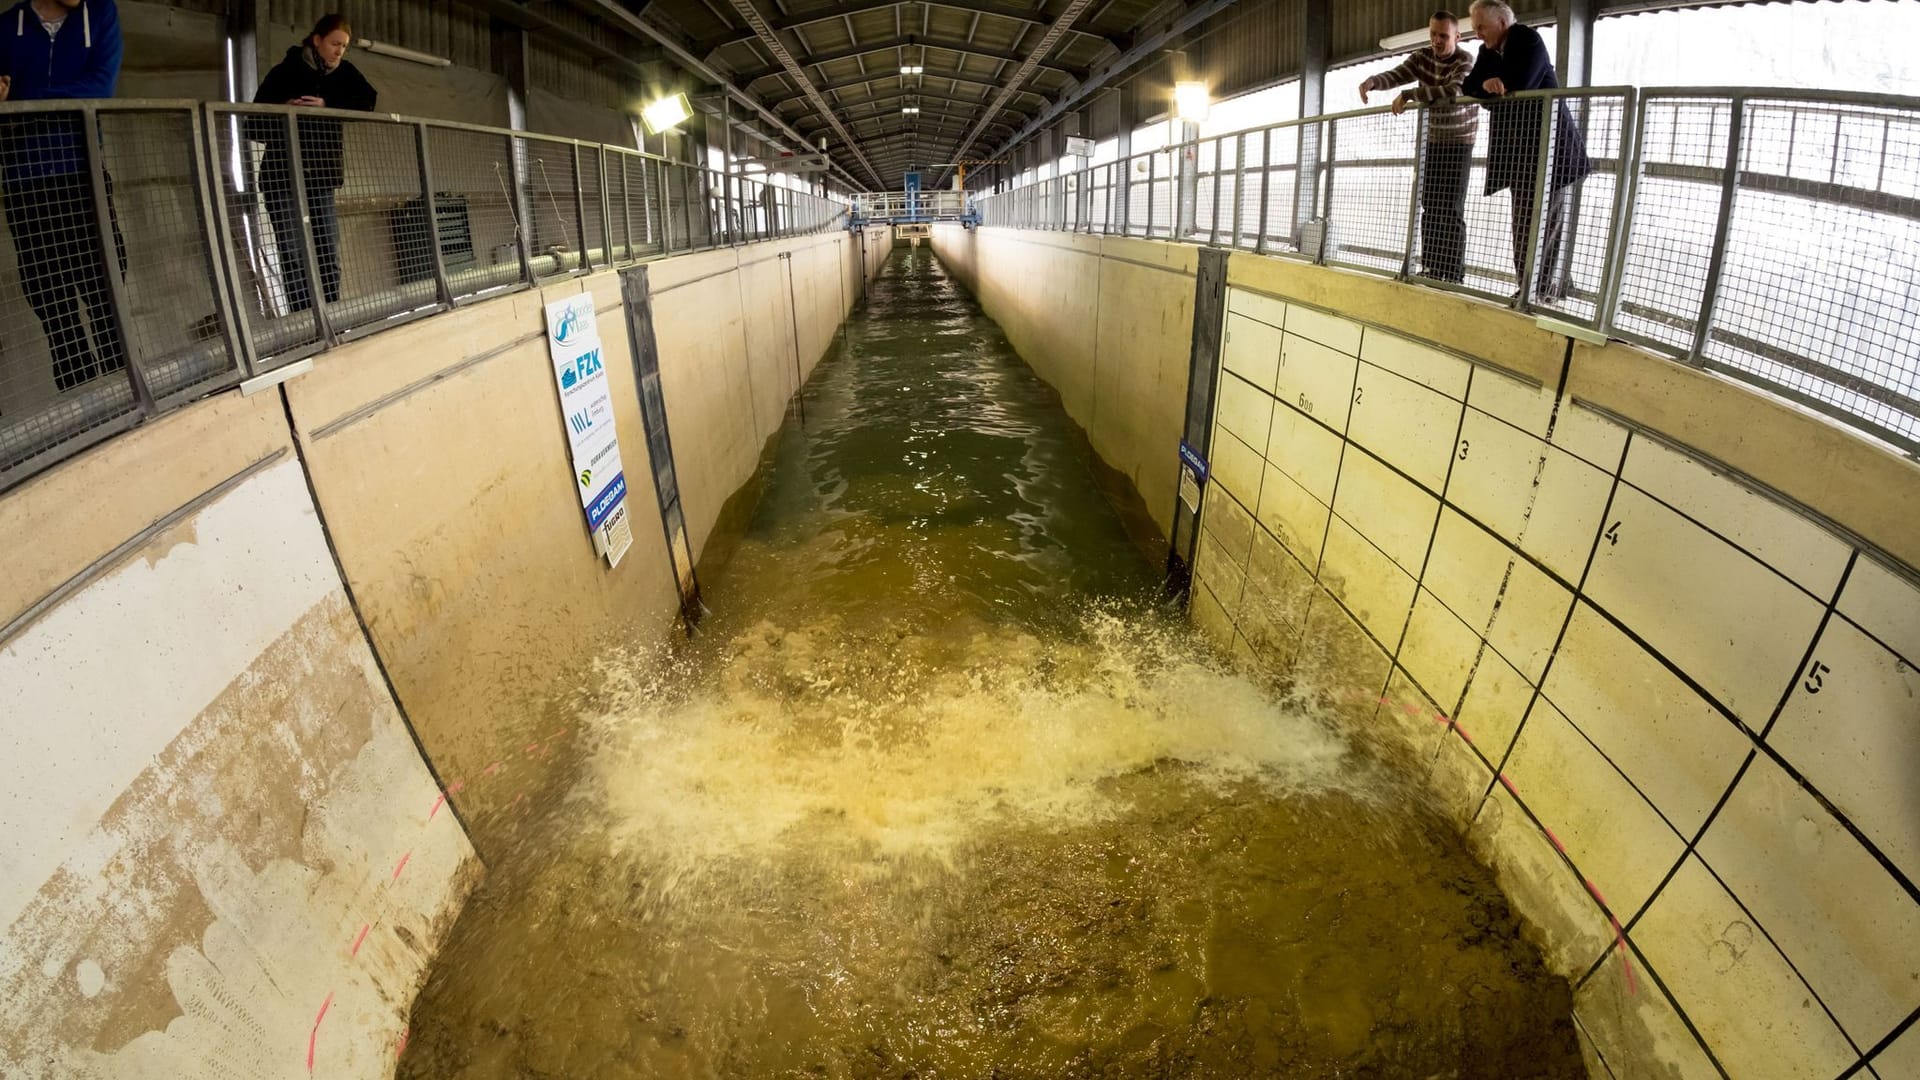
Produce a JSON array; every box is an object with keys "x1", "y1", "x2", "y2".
[{"x1": 398, "y1": 246, "x2": 1584, "y2": 1079}]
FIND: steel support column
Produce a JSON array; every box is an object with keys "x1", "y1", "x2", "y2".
[
  {"x1": 492, "y1": 19, "x2": 529, "y2": 133},
  {"x1": 1556, "y1": 0, "x2": 1596, "y2": 89},
  {"x1": 225, "y1": 0, "x2": 265, "y2": 102},
  {"x1": 1293, "y1": 0, "x2": 1330, "y2": 239}
]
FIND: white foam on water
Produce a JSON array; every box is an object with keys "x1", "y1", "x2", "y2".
[{"x1": 573, "y1": 608, "x2": 1376, "y2": 897}]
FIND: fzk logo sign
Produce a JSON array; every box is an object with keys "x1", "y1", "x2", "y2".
[{"x1": 557, "y1": 348, "x2": 603, "y2": 392}]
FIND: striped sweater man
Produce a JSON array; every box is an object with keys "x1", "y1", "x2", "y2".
[
  {"x1": 1360, "y1": 11, "x2": 1477, "y2": 282},
  {"x1": 1359, "y1": 43, "x2": 1478, "y2": 144}
]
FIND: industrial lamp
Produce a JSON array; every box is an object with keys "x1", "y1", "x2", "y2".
[
  {"x1": 641, "y1": 92, "x2": 693, "y2": 135},
  {"x1": 1173, "y1": 81, "x2": 1210, "y2": 123}
]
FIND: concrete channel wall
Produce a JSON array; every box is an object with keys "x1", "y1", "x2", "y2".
[
  {"x1": 931, "y1": 223, "x2": 1920, "y2": 1080},
  {"x1": 0, "y1": 225, "x2": 891, "y2": 1077}
]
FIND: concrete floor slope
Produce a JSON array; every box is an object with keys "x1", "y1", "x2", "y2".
[
  {"x1": 0, "y1": 227, "x2": 889, "y2": 1076},
  {"x1": 930, "y1": 222, "x2": 1920, "y2": 1080}
]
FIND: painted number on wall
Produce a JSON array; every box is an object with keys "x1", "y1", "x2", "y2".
[{"x1": 1803, "y1": 659, "x2": 1832, "y2": 695}]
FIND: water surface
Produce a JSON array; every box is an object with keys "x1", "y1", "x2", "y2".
[{"x1": 399, "y1": 246, "x2": 1584, "y2": 1079}]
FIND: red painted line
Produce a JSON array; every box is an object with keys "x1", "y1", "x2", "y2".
[
  {"x1": 428, "y1": 792, "x2": 446, "y2": 821},
  {"x1": 1378, "y1": 696, "x2": 1393, "y2": 706},
  {"x1": 1615, "y1": 923, "x2": 1639, "y2": 995},
  {"x1": 1497, "y1": 773, "x2": 1519, "y2": 796},
  {"x1": 1455, "y1": 724, "x2": 1476, "y2": 745},
  {"x1": 482, "y1": 762, "x2": 502, "y2": 777},
  {"x1": 1542, "y1": 825, "x2": 1567, "y2": 854},
  {"x1": 350, "y1": 923, "x2": 371, "y2": 957},
  {"x1": 306, "y1": 992, "x2": 333, "y2": 1073},
  {"x1": 524, "y1": 742, "x2": 540, "y2": 754},
  {"x1": 1583, "y1": 877, "x2": 1611, "y2": 907},
  {"x1": 396, "y1": 1026, "x2": 411, "y2": 1058},
  {"x1": 1431, "y1": 711, "x2": 1451, "y2": 724},
  {"x1": 391, "y1": 851, "x2": 412, "y2": 882}
]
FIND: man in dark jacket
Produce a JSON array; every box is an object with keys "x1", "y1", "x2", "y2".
[
  {"x1": 1462, "y1": 0, "x2": 1590, "y2": 302},
  {"x1": 0, "y1": 0, "x2": 127, "y2": 392},
  {"x1": 251, "y1": 14, "x2": 377, "y2": 314}
]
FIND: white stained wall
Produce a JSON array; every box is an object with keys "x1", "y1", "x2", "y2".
[{"x1": 0, "y1": 457, "x2": 477, "y2": 1076}]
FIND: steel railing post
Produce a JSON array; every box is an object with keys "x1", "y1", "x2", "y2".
[
  {"x1": 1401, "y1": 108, "x2": 1427, "y2": 281},
  {"x1": 195, "y1": 104, "x2": 257, "y2": 377},
  {"x1": 1205, "y1": 138, "x2": 1220, "y2": 246},
  {"x1": 1147, "y1": 151, "x2": 1158, "y2": 235},
  {"x1": 81, "y1": 107, "x2": 156, "y2": 412},
  {"x1": 1230, "y1": 134, "x2": 1245, "y2": 248},
  {"x1": 1318, "y1": 119, "x2": 1337, "y2": 264},
  {"x1": 284, "y1": 111, "x2": 336, "y2": 344},
  {"x1": 680, "y1": 163, "x2": 693, "y2": 251},
  {"x1": 599, "y1": 147, "x2": 614, "y2": 263},
  {"x1": 414, "y1": 122, "x2": 454, "y2": 309},
  {"x1": 1688, "y1": 93, "x2": 1747, "y2": 364},
  {"x1": 1595, "y1": 88, "x2": 1641, "y2": 336},
  {"x1": 1256, "y1": 128, "x2": 1271, "y2": 254},
  {"x1": 505, "y1": 133, "x2": 536, "y2": 285},
  {"x1": 619, "y1": 154, "x2": 634, "y2": 261},
  {"x1": 1517, "y1": 93, "x2": 1558, "y2": 310},
  {"x1": 570, "y1": 143, "x2": 590, "y2": 271}
]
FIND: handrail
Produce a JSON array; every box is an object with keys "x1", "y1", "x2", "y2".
[
  {"x1": 973, "y1": 84, "x2": 1920, "y2": 458},
  {"x1": 0, "y1": 99, "x2": 855, "y2": 489}
]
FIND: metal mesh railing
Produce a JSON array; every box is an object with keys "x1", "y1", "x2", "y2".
[
  {"x1": 976, "y1": 85, "x2": 1920, "y2": 455},
  {"x1": 0, "y1": 99, "x2": 847, "y2": 491},
  {"x1": 1326, "y1": 109, "x2": 1418, "y2": 275}
]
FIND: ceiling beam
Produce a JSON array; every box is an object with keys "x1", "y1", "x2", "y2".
[
  {"x1": 730, "y1": 0, "x2": 1123, "y2": 49},
  {"x1": 556, "y1": 0, "x2": 871, "y2": 190},
  {"x1": 766, "y1": 67, "x2": 1049, "y2": 107},
  {"x1": 943, "y1": 0, "x2": 1092, "y2": 167},
  {"x1": 723, "y1": 0, "x2": 887, "y2": 188},
  {"x1": 818, "y1": 107, "x2": 1022, "y2": 133},
  {"x1": 732, "y1": 34, "x2": 1086, "y2": 83},
  {"x1": 972, "y1": 0, "x2": 1241, "y2": 173},
  {"x1": 792, "y1": 94, "x2": 1028, "y2": 132}
]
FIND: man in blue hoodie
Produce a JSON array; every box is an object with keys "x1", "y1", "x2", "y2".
[{"x1": 0, "y1": 0, "x2": 126, "y2": 393}]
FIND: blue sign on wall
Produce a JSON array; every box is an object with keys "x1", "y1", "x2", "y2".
[{"x1": 1178, "y1": 440, "x2": 1210, "y2": 484}]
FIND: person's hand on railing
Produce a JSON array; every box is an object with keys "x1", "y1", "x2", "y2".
[
  {"x1": 0, "y1": 76, "x2": 10, "y2": 102},
  {"x1": 1390, "y1": 92, "x2": 1410, "y2": 115},
  {"x1": 290, "y1": 95, "x2": 326, "y2": 108},
  {"x1": 1482, "y1": 77, "x2": 1508, "y2": 96}
]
